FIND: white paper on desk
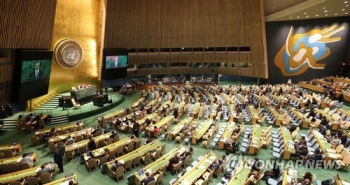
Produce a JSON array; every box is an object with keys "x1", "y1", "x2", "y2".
[
  {"x1": 342, "y1": 181, "x2": 350, "y2": 185},
  {"x1": 288, "y1": 169, "x2": 296, "y2": 176},
  {"x1": 328, "y1": 153, "x2": 337, "y2": 159},
  {"x1": 199, "y1": 165, "x2": 205, "y2": 169},
  {"x1": 205, "y1": 159, "x2": 211, "y2": 163},
  {"x1": 181, "y1": 180, "x2": 189, "y2": 185},
  {"x1": 60, "y1": 181, "x2": 70, "y2": 185},
  {"x1": 209, "y1": 156, "x2": 215, "y2": 160},
  {"x1": 36, "y1": 168, "x2": 41, "y2": 172}
]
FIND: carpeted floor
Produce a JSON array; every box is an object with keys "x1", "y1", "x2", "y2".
[{"x1": 0, "y1": 83, "x2": 349, "y2": 185}]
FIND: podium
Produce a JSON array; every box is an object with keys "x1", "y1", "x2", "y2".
[{"x1": 93, "y1": 95, "x2": 109, "y2": 107}]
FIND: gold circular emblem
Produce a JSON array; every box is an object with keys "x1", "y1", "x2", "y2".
[{"x1": 54, "y1": 39, "x2": 83, "y2": 68}]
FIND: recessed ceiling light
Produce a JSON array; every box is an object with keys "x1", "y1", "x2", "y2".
[
  {"x1": 306, "y1": 15, "x2": 309, "y2": 17},
  {"x1": 347, "y1": 4, "x2": 349, "y2": 6},
  {"x1": 290, "y1": 16, "x2": 292, "y2": 18},
  {"x1": 335, "y1": 13, "x2": 338, "y2": 15},
  {"x1": 304, "y1": 12, "x2": 307, "y2": 14},
  {"x1": 324, "y1": 10, "x2": 328, "y2": 12},
  {"x1": 325, "y1": 14, "x2": 328, "y2": 16},
  {"x1": 297, "y1": 16, "x2": 300, "y2": 18},
  {"x1": 323, "y1": 7, "x2": 326, "y2": 9},
  {"x1": 346, "y1": 12, "x2": 348, "y2": 14},
  {"x1": 342, "y1": 9, "x2": 345, "y2": 11},
  {"x1": 345, "y1": 1, "x2": 348, "y2": 3},
  {"x1": 316, "y1": 14, "x2": 319, "y2": 16}
]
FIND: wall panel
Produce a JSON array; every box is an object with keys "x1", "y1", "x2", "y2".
[
  {"x1": 0, "y1": 0, "x2": 57, "y2": 48},
  {"x1": 105, "y1": 0, "x2": 267, "y2": 78}
]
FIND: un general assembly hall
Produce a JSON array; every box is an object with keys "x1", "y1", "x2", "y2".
[{"x1": 1, "y1": 0, "x2": 350, "y2": 184}]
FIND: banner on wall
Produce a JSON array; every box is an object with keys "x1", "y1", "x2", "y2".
[{"x1": 266, "y1": 16, "x2": 350, "y2": 84}]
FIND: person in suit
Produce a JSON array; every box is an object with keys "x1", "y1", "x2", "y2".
[
  {"x1": 21, "y1": 153, "x2": 34, "y2": 167},
  {"x1": 263, "y1": 160, "x2": 280, "y2": 182},
  {"x1": 143, "y1": 172, "x2": 155, "y2": 185},
  {"x1": 110, "y1": 160, "x2": 122, "y2": 171},
  {"x1": 53, "y1": 148, "x2": 64, "y2": 173},
  {"x1": 28, "y1": 62, "x2": 44, "y2": 80},
  {"x1": 87, "y1": 136, "x2": 97, "y2": 150},
  {"x1": 62, "y1": 97, "x2": 66, "y2": 111},
  {"x1": 37, "y1": 165, "x2": 51, "y2": 176}
]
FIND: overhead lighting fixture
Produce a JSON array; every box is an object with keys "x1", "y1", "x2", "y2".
[
  {"x1": 304, "y1": 12, "x2": 307, "y2": 14},
  {"x1": 324, "y1": 10, "x2": 328, "y2": 12},
  {"x1": 297, "y1": 16, "x2": 300, "y2": 18},
  {"x1": 325, "y1": 14, "x2": 328, "y2": 16},
  {"x1": 345, "y1": 1, "x2": 348, "y2": 3},
  {"x1": 306, "y1": 15, "x2": 309, "y2": 17},
  {"x1": 290, "y1": 16, "x2": 293, "y2": 18},
  {"x1": 323, "y1": 7, "x2": 326, "y2": 9},
  {"x1": 343, "y1": 9, "x2": 345, "y2": 11},
  {"x1": 347, "y1": 4, "x2": 349, "y2": 6},
  {"x1": 335, "y1": 13, "x2": 338, "y2": 15},
  {"x1": 346, "y1": 12, "x2": 348, "y2": 14},
  {"x1": 316, "y1": 14, "x2": 319, "y2": 16}
]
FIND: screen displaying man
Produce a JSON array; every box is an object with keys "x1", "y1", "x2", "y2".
[
  {"x1": 28, "y1": 62, "x2": 43, "y2": 80},
  {"x1": 105, "y1": 55, "x2": 127, "y2": 69}
]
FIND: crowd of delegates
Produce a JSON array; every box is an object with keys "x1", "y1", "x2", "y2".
[
  {"x1": 117, "y1": 83, "x2": 137, "y2": 95},
  {"x1": 303, "y1": 77, "x2": 341, "y2": 100}
]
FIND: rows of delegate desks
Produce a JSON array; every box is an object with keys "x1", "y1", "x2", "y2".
[
  {"x1": 0, "y1": 162, "x2": 56, "y2": 184},
  {"x1": 174, "y1": 151, "x2": 217, "y2": 185},
  {"x1": 248, "y1": 105, "x2": 259, "y2": 124},
  {"x1": 282, "y1": 168, "x2": 297, "y2": 185},
  {"x1": 168, "y1": 117, "x2": 193, "y2": 140},
  {"x1": 134, "y1": 146, "x2": 187, "y2": 184},
  {"x1": 314, "y1": 108, "x2": 339, "y2": 130},
  {"x1": 192, "y1": 119, "x2": 213, "y2": 144}
]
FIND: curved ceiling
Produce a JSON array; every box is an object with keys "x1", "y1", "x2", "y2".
[{"x1": 265, "y1": 0, "x2": 349, "y2": 21}]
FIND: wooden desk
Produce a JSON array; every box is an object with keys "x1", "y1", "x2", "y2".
[
  {"x1": 174, "y1": 151, "x2": 217, "y2": 185},
  {"x1": 310, "y1": 130, "x2": 338, "y2": 162},
  {"x1": 282, "y1": 168, "x2": 297, "y2": 185},
  {"x1": 45, "y1": 174, "x2": 78, "y2": 185},
  {"x1": 192, "y1": 120, "x2": 213, "y2": 144},
  {"x1": 218, "y1": 122, "x2": 236, "y2": 149},
  {"x1": 280, "y1": 127, "x2": 295, "y2": 159},
  {"x1": 248, "y1": 105, "x2": 259, "y2": 124},
  {"x1": 229, "y1": 104, "x2": 237, "y2": 122},
  {"x1": 0, "y1": 143, "x2": 22, "y2": 153},
  {"x1": 227, "y1": 159, "x2": 251, "y2": 185},
  {"x1": 0, "y1": 162, "x2": 55, "y2": 184},
  {"x1": 134, "y1": 146, "x2": 186, "y2": 184},
  {"x1": 104, "y1": 109, "x2": 127, "y2": 120},
  {"x1": 191, "y1": 102, "x2": 201, "y2": 117},
  {"x1": 65, "y1": 133, "x2": 112, "y2": 152},
  {"x1": 131, "y1": 98, "x2": 145, "y2": 109},
  {"x1": 106, "y1": 140, "x2": 162, "y2": 172},
  {"x1": 136, "y1": 113, "x2": 157, "y2": 125},
  {"x1": 83, "y1": 136, "x2": 135, "y2": 160},
  {"x1": 315, "y1": 108, "x2": 337, "y2": 130},
  {"x1": 298, "y1": 82, "x2": 324, "y2": 93},
  {"x1": 249, "y1": 125, "x2": 262, "y2": 155},
  {"x1": 177, "y1": 102, "x2": 185, "y2": 113},
  {"x1": 168, "y1": 117, "x2": 193, "y2": 140},
  {"x1": 289, "y1": 107, "x2": 310, "y2": 128},
  {"x1": 268, "y1": 106, "x2": 284, "y2": 126},
  {"x1": 35, "y1": 123, "x2": 84, "y2": 136},
  {"x1": 146, "y1": 115, "x2": 174, "y2": 136},
  {"x1": 48, "y1": 128, "x2": 93, "y2": 144},
  {"x1": 0, "y1": 153, "x2": 38, "y2": 165}
]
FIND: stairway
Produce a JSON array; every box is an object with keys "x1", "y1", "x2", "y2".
[
  {"x1": 36, "y1": 95, "x2": 60, "y2": 111},
  {"x1": 50, "y1": 114, "x2": 69, "y2": 125}
]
